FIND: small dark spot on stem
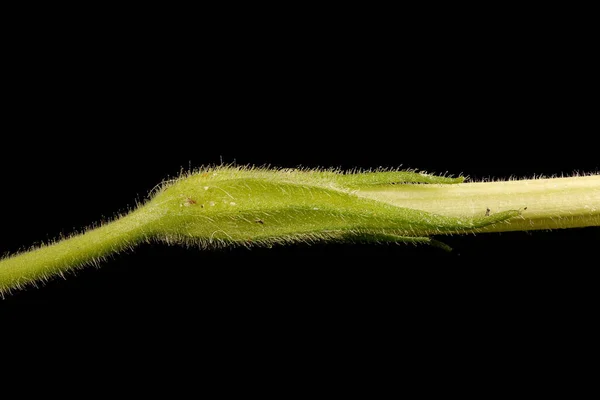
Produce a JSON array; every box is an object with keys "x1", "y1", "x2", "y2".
[
  {"x1": 485, "y1": 208, "x2": 491, "y2": 216},
  {"x1": 255, "y1": 219, "x2": 264, "y2": 224},
  {"x1": 182, "y1": 197, "x2": 197, "y2": 207}
]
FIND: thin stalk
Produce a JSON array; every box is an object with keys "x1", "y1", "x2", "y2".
[{"x1": 0, "y1": 208, "x2": 158, "y2": 292}]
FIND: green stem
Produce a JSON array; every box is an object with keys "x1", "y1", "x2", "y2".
[
  {"x1": 357, "y1": 175, "x2": 600, "y2": 232},
  {"x1": 0, "y1": 208, "x2": 156, "y2": 292},
  {"x1": 1, "y1": 170, "x2": 598, "y2": 295}
]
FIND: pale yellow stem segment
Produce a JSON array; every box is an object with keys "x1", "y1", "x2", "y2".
[{"x1": 356, "y1": 175, "x2": 600, "y2": 233}]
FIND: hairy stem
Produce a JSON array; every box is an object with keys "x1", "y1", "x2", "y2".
[
  {"x1": 1, "y1": 168, "x2": 598, "y2": 295},
  {"x1": 0, "y1": 209, "x2": 157, "y2": 292},
  {"x1": 357, "y1": 175, "x2": 600, "y2": 232}
]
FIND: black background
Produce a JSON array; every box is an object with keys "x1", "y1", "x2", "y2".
[{"x1": 1, "y1": 15, "x2": 598, "y2": 316}]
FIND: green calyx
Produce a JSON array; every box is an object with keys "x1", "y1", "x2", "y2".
[{"x1": 146, "y1": 168, "x2": 513, "y2": 247}]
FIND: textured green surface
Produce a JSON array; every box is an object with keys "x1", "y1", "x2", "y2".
[{"x1": 0, "y1": 167, "x2": 529, "y2": 294}]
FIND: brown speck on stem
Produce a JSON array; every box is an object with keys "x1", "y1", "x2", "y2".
[
  {"x1": 184, "y1": 197, "x2": 197, "y2": 207},
  {"x1": 255, "y1": 219, "x2": 264, "y2": 224},
  {"x1": 485, "y1": 208, "x2": 491, "y2": 216}
]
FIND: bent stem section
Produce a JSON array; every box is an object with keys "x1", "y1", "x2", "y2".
[
  {"x1": 1, "y1": 169, "x2": 598, "y2": 295},
  {"x1": 357, "y1": 175, "x2": 600, "y2": 232}
]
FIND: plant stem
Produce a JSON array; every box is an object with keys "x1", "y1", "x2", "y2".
[
  {"x1": 1, "y1": 171, "x2": 598, "y2": 294},
  {"x1": 0, "y1": 208, "x2": 156, "y2": 292},
  {"x1": 356, "y1": 175, "x2": 600, "y2": 232}
]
